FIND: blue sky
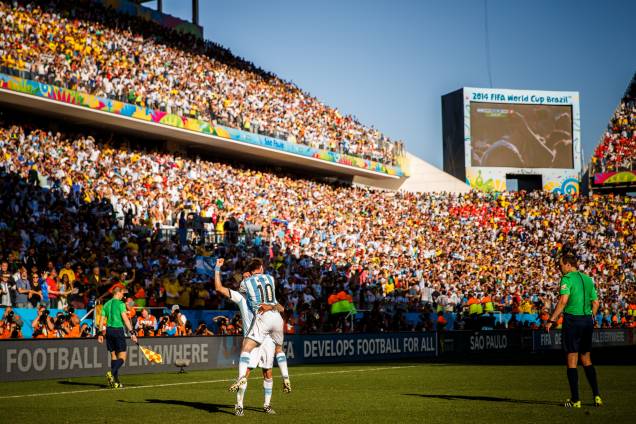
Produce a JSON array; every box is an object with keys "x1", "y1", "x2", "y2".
[{"x1": 148, "y1": 0, "x2": 635, "y2": 169}]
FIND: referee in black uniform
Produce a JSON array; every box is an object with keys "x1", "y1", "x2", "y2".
[
  {"x1": 546, "y1": 249, "x2": 602, "y2": 408},
  {"x1": 97, "y1": 286, "x2": 137, "y2": 388}
]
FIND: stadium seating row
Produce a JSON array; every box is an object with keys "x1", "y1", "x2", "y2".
[
  {"x1": 592, "y1": 73, "x2": 636, "y2": 174},
  {"x1": 0, "y1": 0, "x2": 404, "y2": 166}
]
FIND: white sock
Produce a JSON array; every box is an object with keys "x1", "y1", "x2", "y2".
[
  {"x1": 263, "y1": 378, "x2": 273, "y2": 406},
  {"x1": 237, "y1": 381, "x2": 247, "y2": 408},
  {"x1": 276, "y1": 353, "x2": 289, "y2": 379},
  {"x1": 238, "y1": 353, "x2": 251, "y2": 379}
]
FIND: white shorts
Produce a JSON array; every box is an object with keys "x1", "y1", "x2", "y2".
[
  {"x1": 246, "y1": 310, "x2": 284, "y2": 346},
  {"x1": 248, "y1": 337, "x2": 275, "y2": 369}
]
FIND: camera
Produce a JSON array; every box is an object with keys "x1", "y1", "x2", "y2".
[
  {"x1": 158, "y1": 316, "x2": 169, "y2": 327},
  {"x1": 54, "y1": 314, "x2": 66, "y2": 330},
  {"x1": 5, "y1": 310, "x2": 14, "y2": 323},
  {"x1": 10, "y1": 323, "x2": 20, "y2": 339},
  {"x1": 39, "y1": 309, "x2": 50, "y2": 324},
  {"x1": 195, "y1": 323, "x2": 209, "y2": 336},
  {"x1": 80, "y1": 325, "x2": 92, "y2": 338}
]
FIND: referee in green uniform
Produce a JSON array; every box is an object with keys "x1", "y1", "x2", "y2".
[
  {"x1": 546, "y1": 250, "x2": 602, "y2": 408},
  {"x1": 97, "y1": 286, "x2": 137, "y2": 388}
]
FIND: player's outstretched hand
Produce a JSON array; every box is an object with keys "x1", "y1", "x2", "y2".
[
  {"x1": 216, "y1": 258, "x2": 224, "y2": 268},
  {"x1": 97, "y1": 335, "x2": 104, "y2": 344},
  {"x1": 131, "y1": 334, "x2": 138, "y2": 344}
]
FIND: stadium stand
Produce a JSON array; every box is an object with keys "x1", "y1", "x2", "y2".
[
  {"x1": 0, "y1": 0, "x2": 404, "y2": 166},
  {"x1": 0, "y1": 109, "x2": 634, "y2": 339},
  {"x1": 0, "y1": 0, "x2": 634, "y2": 341},
  {"x1": 591, "y1": 72, "x2": 636, "y2": 186}
]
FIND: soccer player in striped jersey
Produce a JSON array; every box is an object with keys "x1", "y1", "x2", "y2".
[
  {"x1": 230, "y1": 258, "x2": 291, "y2": 395},
  {"x1": 214, "y1": 259, "x2": 289, "y2": 416}
]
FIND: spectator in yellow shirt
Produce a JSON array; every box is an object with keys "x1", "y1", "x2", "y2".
[{"x1": 58, "y1": 262, "x2": 76, "y2": 284}]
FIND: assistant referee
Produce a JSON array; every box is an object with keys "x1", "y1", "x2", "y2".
[
  {"x1": 97, "y1": 286, "x2": 137, "y2": 388},
  {"x1": 546, "y1": 250, "x2": 602, "y2": 408}
]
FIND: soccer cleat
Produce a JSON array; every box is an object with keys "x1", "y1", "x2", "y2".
[
  {"x1": 564, "y1": 399, "x2": 581, "y2": 408},
  {"x1": 234, "y1": 405, "x2": 244, "y2": 416},
  {"x1": 282, "y1": 378, "x2": 292, "y2": 393},
  {"x1": 105, "y1": 371, "x2": 115, "y2": 388},
  {"x1": 229, "y1": 376, "x2": 247, "y2": 392},
  {"x1": 594, "y1": 395, "x2": 603, "y2": 407},
  {"x1": 263, "y1": 405, "x2": 276, "y2": 415}
]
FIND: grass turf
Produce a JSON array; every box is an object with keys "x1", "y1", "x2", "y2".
[{"x1": 1, "y1": 363, "x2": 634, "y2": 423}]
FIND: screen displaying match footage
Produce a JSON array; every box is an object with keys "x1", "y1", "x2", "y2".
[{"x1": 470, "y1": 102, "x2": 573, "y2": 169}]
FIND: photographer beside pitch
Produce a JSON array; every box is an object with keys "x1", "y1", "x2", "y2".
[
  {"x1": 546, "y1": 250, "x2": 602, "y2": 408},
  {"x1": 97, "y1": 286, "x2": 138, "y2": 388}
]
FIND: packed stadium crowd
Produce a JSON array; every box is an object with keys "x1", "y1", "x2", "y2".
[
  {"x1": 592, "y1": 73, "x2": 636, "y2": 174},
  {"x1": 0, "y1": 108, "x2": 635, "y2": 339},
  {"x1": 0, "y1": 0, "x2": 404, "y2": 165},
  {"x1": 0, "y1": 0, "x2": 634, "y2": 340}
]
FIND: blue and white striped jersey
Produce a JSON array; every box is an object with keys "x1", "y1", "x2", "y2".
[
  {"x1": 229, "y1": 289, "x2": 253, "y2": 336},
  {"x1": 239, "y1": 273, "x2": 277, "y2": 313}
]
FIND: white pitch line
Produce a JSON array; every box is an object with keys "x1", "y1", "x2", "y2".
[{"x1": 0, "y1": 365, "x2": 418, "y2": 400}]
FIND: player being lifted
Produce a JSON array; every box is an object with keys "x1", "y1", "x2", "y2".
[
  {"x1": 228, "y1": 258, "x2": 291, "y2": 396},
  {"x1": 214, "y1": 259, "x2": 290, "y2": 416}
]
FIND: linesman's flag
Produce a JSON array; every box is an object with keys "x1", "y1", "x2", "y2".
[{"x1": 138, "y1": 343, "x2": 163, "y2": 364}]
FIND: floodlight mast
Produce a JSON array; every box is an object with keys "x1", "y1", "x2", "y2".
[
  {"x1": 139, "y1": 0, "x2": 199, "y2": 26},
  {"x1": 192, "y1": 0, "x2": 199, "y2": 26}
]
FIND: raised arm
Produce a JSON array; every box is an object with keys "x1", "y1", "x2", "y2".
[
  {"x1": 123, "y1": 269, "x2": 136, "y2": 285},
  {"x1": 214, "y1": 258, "x2": 230, "y2": 298},
  {"x1": 31, "y1": 309, "x2": 42, "y2": 329}
]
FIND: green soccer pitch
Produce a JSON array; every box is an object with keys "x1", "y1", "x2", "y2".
[{"x1": 1, "y1": 363, "x2": 635, "y2": 423}]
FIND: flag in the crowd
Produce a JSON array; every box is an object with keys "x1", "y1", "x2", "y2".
[
  {"x1": 195, "y1": 255, "x2": 216, "y2": 276},
  {"x1": 139, "y1": 345, "x2": 163, "y2": 364},
  {"x1": 328, "y1": 291, "x2": 357, "y2": 315},
  {"x1": 94, "y1": 304, "x2": 104, "y2": 328}
]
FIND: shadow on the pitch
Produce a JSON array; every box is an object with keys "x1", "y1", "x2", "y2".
[
  {"x1": 404, "y1": 393, "x2": 561, "y2": 406},
  {"x1": 57, "y1": 381, "x2": 108, "y2": 388},
  {"x1": 117, "y1": 399, "x2": 261, "y2": 414}
]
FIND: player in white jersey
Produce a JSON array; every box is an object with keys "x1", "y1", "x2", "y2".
[
  {"x1": 214, "y1": 259, "x2": 289, "y2": 416},
  {"x1": 229, "y1": 258, "x2": 291, "y2": 395}
]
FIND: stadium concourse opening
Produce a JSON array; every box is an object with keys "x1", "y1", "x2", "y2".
[{"x1": 505, "y1": 174, "x2": 543, "y2": 191}]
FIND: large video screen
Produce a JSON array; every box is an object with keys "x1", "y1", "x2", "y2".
[{"x1": 470, "y1": 102, "x2": 573, "y2": 169}]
